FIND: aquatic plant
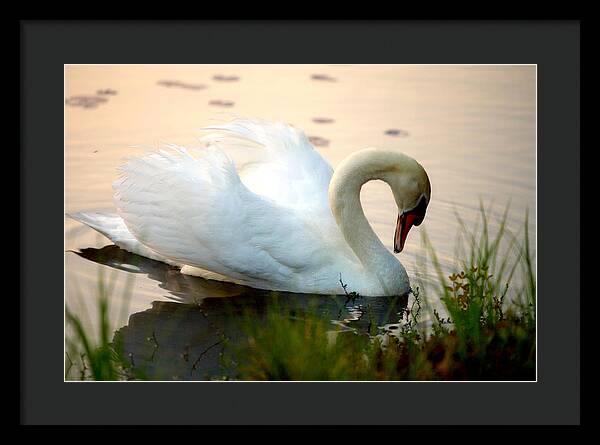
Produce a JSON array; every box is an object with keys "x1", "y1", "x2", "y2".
[{"x1": 65, "y1": 264, "x2": 143, "y2": 380}]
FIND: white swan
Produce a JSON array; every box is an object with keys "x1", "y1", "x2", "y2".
[{"x1": 69, "y1": 118, "x2": 431, "y2": 296}]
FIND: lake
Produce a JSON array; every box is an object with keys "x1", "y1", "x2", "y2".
[{"x1": 65, "y1": 64, "x2": 536, "y2": 380}]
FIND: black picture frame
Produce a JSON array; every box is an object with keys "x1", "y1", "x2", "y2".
[{"x1": 21, "y1": 20, "x2": 580, "y2": 425}]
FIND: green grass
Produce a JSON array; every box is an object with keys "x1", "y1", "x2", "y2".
[
  {"x1": 64, "y1": 264, "x2": 144, "y2": 380},
  {"x1": 65, "y1": 203, "x2": 536, "y2": 381}
]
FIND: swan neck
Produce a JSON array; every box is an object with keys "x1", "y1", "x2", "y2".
[{"x1": 329, "y1": 152, "x2": 405, "y2": 293}]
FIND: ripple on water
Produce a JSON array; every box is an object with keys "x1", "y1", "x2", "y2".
[
  {"x1": 209, "y1": 99, "x2": 235, "y2": 107},
  {"x1": 157, "y1": 80, "x2": 207, "y2": 90},
  {"x1": 384, "y1": 129, "x2": 410, "y2": 137},
  {"x1": 312, "y1": 117, "x2": 335, "y2": 124},
  {"x1": 65, "y1": 95, "x2": 109, "y2": 109},
  {"x1": 311, "y1": 74, "x2": 337, "y2": 82},
  {"x1": 212, "y1": 74, "x2": 240, "y2": 82},
  {"x1": 96, "y1": 89, "x2": 118, "y2": 96},
  {"x1": 308, "y1": 136, "x2": 330, "y2": 147}
]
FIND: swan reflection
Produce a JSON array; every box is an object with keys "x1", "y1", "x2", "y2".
[{"x1": 74, "y1": 245, "x2": 409, "y2": 380}]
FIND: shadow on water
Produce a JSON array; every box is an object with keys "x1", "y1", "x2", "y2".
[{"x1": 72, "y1": 245, "x2": 409, "y2": 380}]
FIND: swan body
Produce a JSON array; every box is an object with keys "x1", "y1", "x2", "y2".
[{"x1": 69, "y1": 118, "x2": 430, "y2": 296}]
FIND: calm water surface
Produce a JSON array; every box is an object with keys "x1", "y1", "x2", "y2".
[{"x1": 65, "y1": 65, "x2": 536, "y2": 379}]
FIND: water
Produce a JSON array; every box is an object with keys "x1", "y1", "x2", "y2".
[{"x1": 65, "y1": 64, "x2": 536, "y2": 379}]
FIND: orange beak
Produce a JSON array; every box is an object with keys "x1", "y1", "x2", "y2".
[
  {"x1": 394, "y1": 212, "x2": 419, "y2": 253},
  {"x1": 393, "y1": 198, "x2": 428, "y2": 253}
]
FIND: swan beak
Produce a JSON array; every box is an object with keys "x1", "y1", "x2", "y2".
[{"x1": 394, "y1": 212, "x2": 419, "y2": 253}]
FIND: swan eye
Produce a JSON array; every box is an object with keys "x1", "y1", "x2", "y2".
[{"x1": 409, "y1": 196, "x2": 428, "y2": 226}]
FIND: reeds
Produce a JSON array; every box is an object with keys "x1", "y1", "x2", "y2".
[{"x1": 64, "y1": 265, "x2": 139, "y2": 380}]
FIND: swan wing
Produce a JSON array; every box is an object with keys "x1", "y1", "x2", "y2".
[
  {"x1": 67, "y1": 212, "x2": 180, "y2": 266},
  {"x1": 113, "y1": 144, "x2": 331, "y2": 289},
  {"x1": 200, "y1": 118, "x2": 334, "y2": 218}
]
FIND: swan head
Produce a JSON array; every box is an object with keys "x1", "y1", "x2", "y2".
[
  {"x1": 371, "y1": 150, "x2": 431, "y2": 254},
  {"x1": 330, "y1": 147, "x2": 431, "y2": 255}
]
